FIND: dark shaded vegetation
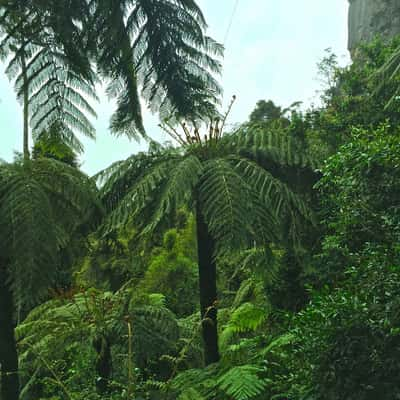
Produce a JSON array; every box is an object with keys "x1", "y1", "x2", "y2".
[{"x1": 1, "y1": 0, "x2": 400, "y2": 398}]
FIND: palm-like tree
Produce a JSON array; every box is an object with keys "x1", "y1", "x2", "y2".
[
  {"x1": 0, "y1": 158, "x2": 100, "y2": 400},
  {"x1": 1, "y1": 0, "x2": 222, "y2": 140},
  {"x1": 0, "y1": 6, "x2": 98, "y2": 158},
  {"x1": 97, "y1": 114, "x2": 315, "y2": 365}
]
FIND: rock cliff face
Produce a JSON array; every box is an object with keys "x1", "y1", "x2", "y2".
[{"x1": 348, "y1": 0, "x2": 400, "y2": 54}]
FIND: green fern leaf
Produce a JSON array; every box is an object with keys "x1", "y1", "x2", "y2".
[
  {"x1": 220, "y1": 303, "x2": 267, "y2": 348},
  {"x1": 144, "y1": 154, "x2": 203, "y2": 234},
  {"x1": 217, "y1": 365, "x2": 267, "y2": 400},
  {"x1": 178, "y1": 388, "x2": 206, "y2": 400}
]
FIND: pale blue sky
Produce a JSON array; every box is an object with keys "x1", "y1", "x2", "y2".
[{"x1": 0, "y1": 0, "x2": 350, "y2": 175}]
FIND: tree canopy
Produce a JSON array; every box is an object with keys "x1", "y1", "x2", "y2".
[{"x1": 1, "y1": 4, "x2": 400, "y2": 400}]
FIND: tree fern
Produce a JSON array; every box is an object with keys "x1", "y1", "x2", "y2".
[
  {"x1": 0, "y1": 147, "x2": 99, "y2": 399},
  {"x1": 0, "y1": 158, "x2": 99, "y2": 308},
  {"x1": 2, "y1": 0, "x2": 222, "y2": 138},
  {"x1": 97, "y1": 122, "x2": 316, "y2": 364},
  {"x1": 0, "y1": 18, "x2": 98, "y2": 153},
  {"x1": 0, "y1": 166, "x2": 58, "y2": 307}
]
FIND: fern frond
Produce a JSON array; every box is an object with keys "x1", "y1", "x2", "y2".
[
  {"x1": 374, "y1": 45, "x2": 400, "y2": 108},
  {"x1": 0, "y1": 22, "x2": 97, "y2": 152},
  {"x1": 241, "y1": 247, "x2": 279, "y2": 284},
  {"x1": 128, "y1": 0, "x2": 223, "y2": 121},
  {"x1": 31, "y1": 158, "x2": 100, "y2": 220},
  {"x1": 178, "y1": 387, "x2": 206, "y2": 400},
  {"x1": 198, "y1": 159, "x2": 254, "y2": 255},
  {"x1": 147, "y1": 293, "x2": 167, "y2": 307},
  {"x1": 260, "y1": 333, "x2": 296, "y2": 357},
  {"x1": 224, "y1": 337, "x2": 261, "y2": 365},
  {"x1": 217, "y1": 365, "x2": 268, "y2": 400},
  {"x1": 171, "y1": 365, "x2": 219, "y2": 398},
  {"x1": 230, "y1": 128, "x2": 317, "y2": 170},
  {"x1": 231, "y1": 156, "x2": 314, "y2": 238},
  {"x1": 199, "y1": 156, "x2": 284, "y2": 256},
  {"x1": 0, "y1": 163, "x2": 58, "y2": 307},
  {"x1": 102, "y1": 157, "x2": 173, "y2": 232},
  {"x1": 231, "y1": 275, "x2": 273, "y2": 310},
  {"x1": 98, "y1": 149, "x2": 178, "y2": 207},
  {"x1": 220, "y1": 303, "x2": 267, "y2": 348},
  {"x1": 143, "y1": 155, "x2": 203, "y2": 234},
  {"x1": 0, "y1": 159, "x2": 99, "y2": 307},
  {"x1": 131, "y1": 304, "x2": 180, "y2": 358},
  {"x1": 231, "y1": 279, "x2": 257, "y2": 310}
]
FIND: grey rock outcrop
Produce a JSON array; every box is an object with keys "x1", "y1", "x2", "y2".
[{"x1": 348, "y1": 0, "x2": 400, "y2": 55}]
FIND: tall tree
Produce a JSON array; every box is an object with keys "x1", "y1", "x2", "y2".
[
  {"x1": 249, "y1": 100, "x2": 284, "y2": 124},
  {"x1": 0, "y1": 158, "x2": 100, "y2": 400},
  {"x1": 0, "y1": 0, "x2": 223, "y2": 140},
  {"x1": 0, "y1": 6, "x2": 98, "y2": 157},
  {"x1": 97, "y1": 120, "x2": 315, "y2": 365}
]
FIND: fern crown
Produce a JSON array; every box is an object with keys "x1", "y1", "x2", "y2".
[
  {"x1": 0, "y1": 158, "x2": 100, "y2": 308},
  {"x1": 98, "y1": 126, "x2": 315, "y2": 256}
]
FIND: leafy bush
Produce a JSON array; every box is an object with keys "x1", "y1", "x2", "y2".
[{"x1": 316, "y1": 124, "x2": 400, "y2": 283}]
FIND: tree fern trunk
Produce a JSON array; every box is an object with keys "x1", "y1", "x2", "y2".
[
  {"x1": 196, "y1": 205, "x2": 220, "y2": 365},
  {"x1": 0, "y1": 269, "x2": 19, "y2": 400},
  {"x1": 93, "y1": 335, "x2": 112, "y2": 394},
  {"x1": 21, "y1": 54, "x2": 30, "y2": 160}
]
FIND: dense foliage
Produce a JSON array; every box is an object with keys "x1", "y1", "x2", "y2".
[{"x1": 1, "y1": 1, "x2": 400, "y2": 398}]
